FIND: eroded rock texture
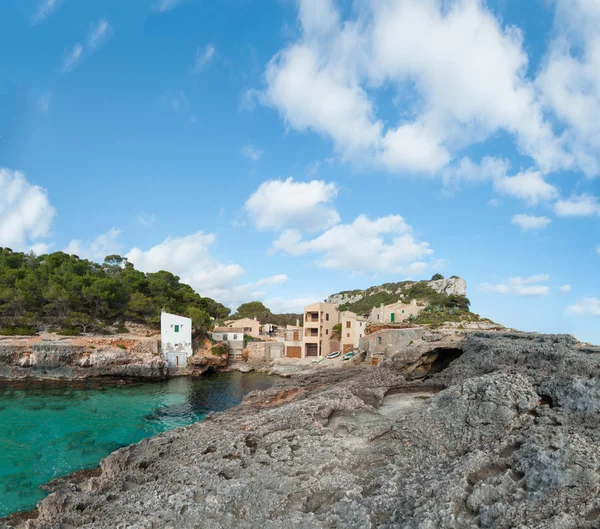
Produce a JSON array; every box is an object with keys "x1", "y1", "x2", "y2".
[{"x1": 4, "y1": 332, "x2": 600, "y2": 529}]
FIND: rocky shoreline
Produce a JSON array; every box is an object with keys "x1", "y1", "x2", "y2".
[
  {"x1": 0, "y1": 334, "x2": 228, "y2": 380},
  {"x1": 2, "y1": 331, "x2": 600, "y2": 528}
]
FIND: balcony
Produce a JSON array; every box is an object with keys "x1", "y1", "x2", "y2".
[
  {"x1": 305, "y1": 328, "x2": 319, "y2": 337},
  {"x1": 305, "y1": 312, "x2": 319, "y2": 323}
]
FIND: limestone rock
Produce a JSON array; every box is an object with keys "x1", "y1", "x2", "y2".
[{"x1": 5, "y1": 332, "x2": 600, "y2": 529}]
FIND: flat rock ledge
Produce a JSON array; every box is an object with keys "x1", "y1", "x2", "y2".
[{"x1": 4, "y1": 332, "x2": 600, "y2": 529}]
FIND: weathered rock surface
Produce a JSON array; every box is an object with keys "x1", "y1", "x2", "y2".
[
  {"x1": 4, "y1": 332, "x2": 600, "y2": 529},
  {"x1": 0, "y1": 338, "x2": 168, "y2": 380}
]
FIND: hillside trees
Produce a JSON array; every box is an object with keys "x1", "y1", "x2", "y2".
[{"x1": 0, "y1": 248, "x2": 230, "y2": 335}]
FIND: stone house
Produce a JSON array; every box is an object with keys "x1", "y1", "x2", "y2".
[
  {"x1": 212, "y1": 327, "x2": 244, "y2": 362},
  {"x1": 340, "y1": 311, "x2": 368, "y2": 353},
  {"x1": 160, "y1": 311, "x2": 193, "y2": 368},
  {"x1": 368, "y1": 299, "x2": 423, "y2": 324},
  {"x1": 223, "y1": 317, "x2": 261, "y2": 338}
]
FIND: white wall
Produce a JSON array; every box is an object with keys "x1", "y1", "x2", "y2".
[{"x1": 161, "y1": 312, "x2": 193, "y2": 362}]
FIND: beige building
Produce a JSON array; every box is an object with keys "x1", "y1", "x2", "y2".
[
  {"x1": 223, "y1": 317, "x2": 261, "y2": 338},
  {"x1": 303, "y1": 302, "x2": 339, "y2": 357},
  {"x1": 368, "y1": 299, "x2": 423, "y2": 324},
  {"x1": 340, "y1": 311, "x2": 368, "y2": 352}
]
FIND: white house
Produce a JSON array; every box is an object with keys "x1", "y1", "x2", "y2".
[
  {"x1": 211, "y1": 327, "x2": 244, "y2": 362},
  {"x1": 161, "y1": 311, "x2": 193, "y2": 368}
]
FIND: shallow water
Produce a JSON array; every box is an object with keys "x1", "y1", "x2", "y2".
[{"x1": 0, "y1": 373, "x2": 274, "y2": 517}]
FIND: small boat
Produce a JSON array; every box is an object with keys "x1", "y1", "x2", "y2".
[
  {"x1": 326, "y1": 351, "x2": 341, "y2": 359},
  {"x1": 343, "y1": 351, "x2": 356, "y2": 361},
  {"x1": 311, "y1": 356, "x2": 324, "y2": 363}
]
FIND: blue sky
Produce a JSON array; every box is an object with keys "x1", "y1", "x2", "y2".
[{"x1": 1, "y1": 0, "x2": 600, "y2": 343}]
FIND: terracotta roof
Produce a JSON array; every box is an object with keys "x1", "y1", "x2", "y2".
[{"x1": 213, "y1": 327, "x2": 244, "y2": 333}]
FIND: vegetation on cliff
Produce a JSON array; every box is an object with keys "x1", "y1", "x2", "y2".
[{"x1": 0, "y1": 249, "x2": 230, "y2": 335}]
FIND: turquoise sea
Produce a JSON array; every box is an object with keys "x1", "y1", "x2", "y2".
[{"x1": 0, "y1": 373, "x2": 274, "y2": 517}]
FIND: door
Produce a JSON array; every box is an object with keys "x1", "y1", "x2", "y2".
[
  {"x1": 293, "y1": 331, "x2": 299, "y2": 341},
  {"x1": 286, "y1": 346, "x2": 301, "y2": 358},
  {"x1": 306, "y1": 344, "x2": 318, "y2": 357},
  {"x1": 391, "y1": 313, "x2": 395, "y2": 323}
]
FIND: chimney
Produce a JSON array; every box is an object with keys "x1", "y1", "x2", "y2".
[
  {"x1": 296, "y1": 318, "x2": 300, "y2": 327},
  {"x1": 254, "y1": 316, "x2": 257, "y2": 321}
]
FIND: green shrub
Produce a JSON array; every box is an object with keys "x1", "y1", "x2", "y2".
[
  {"x1": 57, "y1": 327, "x2": 82, "y2": 336},
  {"x1": 115, "y1": 343, "x2": 127, "y2": 350},
  {"x1": 211, "y1": 344, "x2": 228, "y2": 357},
  {"x1": 0, "y1": 326, "x2": 36, "y2": 336},
  {"x1": 431, "y1": 273, "x2": 444, "y2": 281}
]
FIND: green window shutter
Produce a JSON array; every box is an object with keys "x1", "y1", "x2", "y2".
[
  {"x1": 175, "y1": 325, "x2": 179, "y2": 332},
  {"x1": 402, "y1": 310, "x2": 404, "y2": 314},
  {"x1": 391, "y1": 313, "x2": 395, "y2": 323}
]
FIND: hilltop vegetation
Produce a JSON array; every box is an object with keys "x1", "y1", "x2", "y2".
[
  {"x1": 336, "y1": 275, "x2": 467, "y2": 314},
  {"x1": 227, "y1": 301, "x2": 303, "y2": 327},
  {"x1": 0, "y1": 249, "x2": 230, "y2": 335}
]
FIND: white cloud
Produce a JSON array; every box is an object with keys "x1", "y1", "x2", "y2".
[
  {"x1": 566, "y1": 298, "x2": 600, "y2": 317},
  {"x1": 0, "y1": 169, "x2": 56, "y2": 251},
  {"x1": 30, "y1": 242, "x2": 54, "y2": 255},
  {"x1": 272, "y1": 214, "x2": 434, "y2": 274},
  {"x1": 161, "y1": 90, "x2": 188, "y2": 113},
  {"x1": 194, "y1": 44, "x2": 215, "y2": 72},
  {"x1": 245, "y1": 177, "x2": 339, "y2": 231},
  {"x1": 493, "y1": 170, "x2": 559, "y2": 205},
  {"x1": 65, "y1": 228, "x2": 123, "y2": 262},
  {"x1": 62, "y1": 44, "x2": 83, "y2": 73},
  {"x1": 554, "y1": 194, "x2": 600, "y2": 217},
  {"x1": 88, "y1": 19, "x2": 112, "y2": 50},
  {"x1": 156, "y1": 0, "x2": 183, "y2": 12},
  {"x1": 536, "y1": 0, "x2": 600, "y2": 177},
  {"x1": 125, "y1": 231, "x2": 287, "y2": 308},
  {"x1": 36, "y1": 92, "x2": 53, "y2": 113},
  {"x1": 240, "y1": 145, "x2": 263, "y2": 162},
  {"x1": 32, "y1": 0, "x2": 60, "y2": 24},
  {"x1": 136, "y1": 213, "x2": 156, "y2": 227},
  {"x1": 511, "y1": 213, "x2": 551, "y2": 231},
  {"x1": 265, "y1": 294, "x2": 324, "y2": 314},
  {"x1": 478, "y1": 274, "x2": 551, "y2": 296},
  {"x1": 560, "y1": 284, "x2": 572, "y2": 293},
  {"x1": 262, "y1": 0, "x2": 568, "y2": 175}
]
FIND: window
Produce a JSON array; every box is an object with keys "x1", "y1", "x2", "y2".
[
  {"x1": 223, "y1": 333, "x2": 228, "y2": 341},
  {"x1": 233, "y1": 334, "x2": 238, "y2": 340},
  {"x1": 402, "y1": 310, "x2": 405, "y2": 314},
  {"x1": 360, "y1": 322, "x2": 363, "y2": 327},
  {"x1": 244, "y1": 327, "x2": 251, "y2": 332},
  {"x1": 346, "y1": 321, "x2": 351, "y2": 328},
  {"x1": 347, "y1": 333, "x2": 350, "y2": 338},
  {"x1": 377, "y1": 336, "x2": 382, "y2": 345},
  {"x1": 326, "y1": 329, "x2": 329, "y2": 335},
  {"x1": 174, "y1": 325, "x2": 180, "y2": 332},
  {"x1": 326, "y1": 313, "x2": 329, "y2": 321}
]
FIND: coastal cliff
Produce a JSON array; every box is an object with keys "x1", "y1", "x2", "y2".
[
  {"x1": 0, "y1": 334, "x2": 227, "y2": 380},
  {"x1": 6, "y1": 331, "x2": 600, "y2": 529}
]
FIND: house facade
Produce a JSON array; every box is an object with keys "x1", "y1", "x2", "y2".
[
  {"x1": 303, "y1": 301, "x2": 339, "y2": 357},
  {"x1": 160, "y1": 311, "x2": 193, "y2": 368},
  {"x1": 223, "y1": 317, "x2": 261, "y2": 338},
  {"x1": 340, "y1": 310, "x2": 368, "y2": 352},
  {"x1": 212, "y1": 327, "x2": 245, "y2": 362},
  {"x1": 368, "y1": 299, "x2": 423, "y2": 324}
]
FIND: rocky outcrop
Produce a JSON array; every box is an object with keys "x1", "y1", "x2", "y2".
[
  {"x1": 326, "y1": 276, "x2": 467, "y2": 306},
  {"x1": 0, "y1": 339, "x2": 168, "y2": 380},
  {"x1": 6, "y1": 332, "x2": 600, "y2": 529}
]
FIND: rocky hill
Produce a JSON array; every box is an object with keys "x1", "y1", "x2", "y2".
[{"x1": 326, "y1": 276, "x2": 467, "y2": 315}]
